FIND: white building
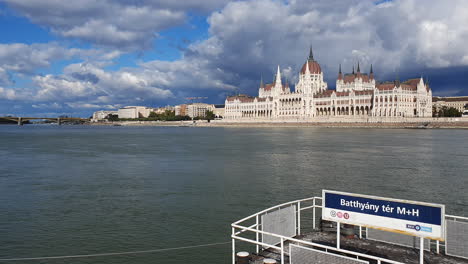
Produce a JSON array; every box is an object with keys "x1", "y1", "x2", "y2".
[
  {"x1": 187, "y1": 103, "x2": 215, "y2": 118},
  {"x1": 117, "y1": 106, "x2": 152, "y2": 119},
  {"x1": 433, "y1": 96, "x2": 468, "y2": 113},
  {"x1": 225, "y1": 47, "x2": 432, "y2": 120},
  {"x1": 175, "y1": 104, "x2": 188, "y2": 116},
  {"x1": 213, "y1": 105, "x2": 225, "y2": 118},
  {"x1": 91, "y1": 110, "x2": 117, "y2": 122}
]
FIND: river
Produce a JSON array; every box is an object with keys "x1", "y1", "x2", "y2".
[{"x1": 0, "y1": 125, "x2": 467, "y2": 263}]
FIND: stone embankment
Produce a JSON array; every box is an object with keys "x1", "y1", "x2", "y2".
[{"x1": 91, "y1": 118, "x2": 468, "y2": 128}]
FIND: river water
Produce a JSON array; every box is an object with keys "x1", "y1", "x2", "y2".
[{"x1": 0, "y1": 125, "x2": 467, "y2": 264}]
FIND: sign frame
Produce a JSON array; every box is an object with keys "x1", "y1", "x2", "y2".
[{"x1": 322, "y1": 190, "x2": 445, "y2": 241}]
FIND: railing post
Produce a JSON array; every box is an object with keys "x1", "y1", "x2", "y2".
[
  {"x1": 256, "y1": 215, "x2": 259, "y2": 253},
  {"x1": 298, "y1": 202, "x2": 301, "y2": 235},
  {"x1": 280, "y1": 237, "x2": 284, "y2": 264},
  {"x1": 337, "y1": 222, "x2": 341, "y2": 249},
  {"x1": 419, "y1": 236, "x2": 424, "y2": 264},
  {"x1": 312, "y1": 199, "x2": 316, "y2": 230},
  {"x1": 232, "y1": 227, "x2": 236, "y2": 264},
  {"x1": 436, "y1": 240, "x2": 439, "y2": 254},
  {"x1": 359, "y1": 226, "x2": 362, "y2": 239}
]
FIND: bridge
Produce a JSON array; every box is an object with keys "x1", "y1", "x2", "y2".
[{"x1": 0, "y1": 116, "x2": 89, "y2": 125}]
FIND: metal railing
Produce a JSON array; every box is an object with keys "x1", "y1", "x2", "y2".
[{"x1": 231, "y1": 197, "x2": 405, "y2": 264}]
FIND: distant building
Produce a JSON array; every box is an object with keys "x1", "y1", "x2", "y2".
[
  {"x1": 117, "y1": 106, "x2": 152, "y2": 119},
  {"x1": 213, "y1": 105, "x2": 225, "y2": 118},
  {"x1": 175, "y1": 104, "x2": 188, "y2": 116},
  {"x1": 225, "y1": 47, "x2": 433, "y2": 120},
  {"x1": 153, "y1": 106, "x2": 175, "y2": 114},
  {"x1": 433, "y1": 96, "x2": 468, "y2": 113},
  {"x1": 92, "y1": 110, "x2": 117, "y2": 122},
  {"x1": 187, "y1": 103, "x2": 215, "y2": 118}
]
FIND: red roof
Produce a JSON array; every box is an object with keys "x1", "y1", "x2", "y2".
[
  {"x1": 433, "y1": 96, "x2": 468, "y2": 102},
  {"x1": 376, "y1": 83, "x2": 395, "y2": 91},
  {"x1": 226, "y1": 95, "x2": 255, "y2": 102},
  {"x1": 263, "y1": 83, "x2": 274, "y2": 91},
  {"x1": 300, "y1": 60, "x2": 322, "y2": 74},
  {"x1": 343, "y1": 73, "x2": 371, "y2": 84},
  {"x1": 314, "y1": 90, "x2": 334, "y2": 98},
  {"x1": 354, "y1": 90, "x2": 374, "y2": 96}
]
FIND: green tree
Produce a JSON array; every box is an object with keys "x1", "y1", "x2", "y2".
[
  {"x1": 437, "y1": 106, "x2": 462, "y2": 117},
  {"x1": 107, "y1": 114, "x2": 119, "y2": 121},
  {"x1": 205, "y1": 110, "x2": 215, "y2": 120},
  {"x1": 148, "y1": 111, "x2": 158, "y2": 118}
]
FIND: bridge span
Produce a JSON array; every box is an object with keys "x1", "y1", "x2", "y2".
[{"x1": 0, "y1": 116, "x2": 89, "y2": 125}]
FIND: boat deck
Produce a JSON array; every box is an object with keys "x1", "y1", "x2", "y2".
[{"x1": 248, "y1": 231, "x2": 468, "y2": 264}]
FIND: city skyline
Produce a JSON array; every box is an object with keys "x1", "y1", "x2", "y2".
[{"x1": 1, "y1": 0, "x2": 468, "y2": 117}]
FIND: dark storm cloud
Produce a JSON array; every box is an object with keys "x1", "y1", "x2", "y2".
[{"x1": 2, "y1": 0, "x2": 468, "y2": 115}]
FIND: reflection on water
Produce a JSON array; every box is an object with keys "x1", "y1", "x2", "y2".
[{"x1": 0, "y1": 125, "x2": 467, "y2": 263}]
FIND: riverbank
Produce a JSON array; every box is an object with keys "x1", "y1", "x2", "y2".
[{"x1": 90, "y1": 119, "x2": 468, "y2": 129}]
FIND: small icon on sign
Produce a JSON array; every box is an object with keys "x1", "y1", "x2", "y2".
[
  {"x1": 415, "y1": 225, "x2": 421, "y2": 231},
  {"x1": 337, "y1": 212, "x2": 343, "y2": 218},
  {"x1": 344, "y1": 213, "x2": 350, "y2": 219},
  {"x1": 330, "y1": 210, "x2": 336, "y2": 217}
]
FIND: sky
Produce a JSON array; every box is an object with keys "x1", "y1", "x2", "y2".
[{"x1": 0, "y1": 0, "x2": 467, "y2": 117}]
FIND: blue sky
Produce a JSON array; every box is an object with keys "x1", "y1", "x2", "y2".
[{"x1": 0, "y1": 0, "x2": 467, "y2": 117}]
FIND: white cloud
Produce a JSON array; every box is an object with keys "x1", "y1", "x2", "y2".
[
  {"x1": 3, "y1": 0, "x2": 230, "y2": 50},
  {"x1": 3, "y1": 0, "x2": 468, "y2": 115},
  {"x1": 0, "y1": 87, "x2": 19, "y2": 100},
  {"x1": 0, "y1": 42, "x2": 107, "y2": 75}
]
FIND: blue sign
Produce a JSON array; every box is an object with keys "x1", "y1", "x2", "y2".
[{"x1": 325, "y1": 192, "x2": 442, "y2": 225}]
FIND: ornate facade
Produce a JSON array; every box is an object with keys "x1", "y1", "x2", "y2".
[{"x1": 225, "y1": 48, "x2": 432, "y2": 120}]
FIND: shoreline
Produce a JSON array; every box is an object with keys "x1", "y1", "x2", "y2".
[{"x1": 90, "y1": 120, "x2": 468, "y2": 129}]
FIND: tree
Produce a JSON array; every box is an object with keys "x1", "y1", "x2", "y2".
[
  {"x1": 148, "y1": 111, "x2": 158, "y2": 118},
  {"x1": 205, "y1": 110, "x2": 215, "y2": 120},
  {"x1": 107, "y1": 114, "x2": 119, "y2": 121},
  {"x1": 437, "y1": 106, "x2": 462, "y2": 117}
]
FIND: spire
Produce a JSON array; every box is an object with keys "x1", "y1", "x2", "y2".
[
  {"x1": 338, "y1": 64, "x2": 343, "y2": 80},
  {"x1": 308, "y1": 45, "x2": 314, "y2": 61},
  {"x1": 394, "y1": 70, "x2": 400, "y2": 87},
  {"x1": 260, "y1": 74, "x2": 264, "y2": 88},
  {"x1": 357, "y1": 61, "x2": 360, "y2": 72},
  {"x1": 275, "y1": 65, "x2": 282, "y2": 85},
  {"x1": 352, "y1": 65, "x2": 355, "y2": 74},
  {"x1": 369, "y1": 64, "x2": 374, "y2": 79}
]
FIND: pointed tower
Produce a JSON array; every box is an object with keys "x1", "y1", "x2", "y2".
[
  {"x1": 308, "y1": 45, "x2": 314, "y2": 61},
  {"x1": 417, "y1": 76, "x2": 425, "y2": 93},
  {"x1": 260, "y1": 74, "x2": 264, "y2": 88},
  {"x1": 275, "y1": 65, "x2": 282, "y2": 86},
  {"x1": 338, "y1": 64, "x2": 343, "y2": 80},
  {"x1": 369, "y1": 64, "x2": 374, "y2": 79},
  {"x1": 352, "y1": 65, "x2": 355, "y2": 75},
  {"x1": 357, "y1": 61, "x2": 361, "y2": 77},
  {"x1": 395, "y1": 70, "x2": 400, "y2": 87}
]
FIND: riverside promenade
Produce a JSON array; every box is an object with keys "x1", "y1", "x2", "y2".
[{"x1": 91, "y1": 117, "x2": 468, "y2": 129}]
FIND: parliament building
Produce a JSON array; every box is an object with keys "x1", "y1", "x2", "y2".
[{"x1": 224, "y1": 48, "x2": 432, "y2": 120}]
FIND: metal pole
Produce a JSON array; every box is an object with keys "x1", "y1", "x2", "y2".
[
  {"x1": 312, "y1": 199, "x2": 316, "y2": 230},
  {"x1": 281, "y1": 237, "x2": 284, "y2": 264},
  {"x1": 436, "y1": 240, "x2": 439, "y2": 254},
  {"x1": 337, "y1": 222, "x2": 340, "y2": 249},
  {"x1": 298, "y1": 202, "x2": 301, "y2": 235},
  {"x1": 232, "y1": 227, "x2": 236, "y2": 264},
  {"x1": 256, "y1": 215, "x2": 259, "y2": 254},
  {"x1": 420, "y1": 236, "x2": 424, "y2": 264},
  {"x1": 359, "y1": 226, "x2": 362, "y2": 239}
]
